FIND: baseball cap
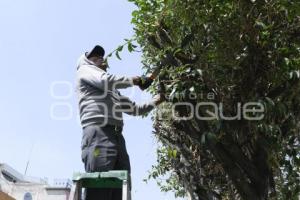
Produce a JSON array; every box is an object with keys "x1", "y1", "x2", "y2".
[{"x1": 86, "y1": 45, "x2": 105, "y2": 58}]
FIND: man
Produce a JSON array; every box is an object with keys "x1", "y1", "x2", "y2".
[{"x1": 76, "y1": 45, "x2": 164, "y2": 200}]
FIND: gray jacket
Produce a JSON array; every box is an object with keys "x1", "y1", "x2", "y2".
[{"x1": 76, "y1": 54, "x2": 155, "y2": 128}]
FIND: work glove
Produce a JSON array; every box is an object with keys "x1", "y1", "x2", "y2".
[
  {"x1": 138, "y1": 76, "x2": 153, "y2": 90},
  {"x1": 153, "y1": 93, "x2": 166, "y2": 106},
  {"x1": 157, "y1": 81, "x2": 166, "y2": 94},
  {"x1": 151, "y1": 81, "x2": 166, "y2": 106}
]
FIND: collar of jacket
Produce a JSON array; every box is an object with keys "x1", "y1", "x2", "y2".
[{"x1": 77, "y1": 53, "x2": 106, "y2": 73}]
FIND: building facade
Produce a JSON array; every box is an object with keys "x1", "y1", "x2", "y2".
[{"x1": 0, "y1": 163, "x2": 71, "y2": 200}]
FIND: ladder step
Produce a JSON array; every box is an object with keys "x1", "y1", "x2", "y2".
[{"x1": 71, "y1": 170, "x2": 130, "y2": 200}]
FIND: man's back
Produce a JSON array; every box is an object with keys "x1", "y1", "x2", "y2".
[{"x1": 76, "y1": 54, "x2": 134, "y2": 128}]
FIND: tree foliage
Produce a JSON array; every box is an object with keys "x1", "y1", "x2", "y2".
[{"x1": 128, "y1": 0, "x2": 300, "y2": 199}]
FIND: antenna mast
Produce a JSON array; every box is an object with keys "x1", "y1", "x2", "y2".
[{"x1": 24, "y1": 142, "x2": 35, "y2": 175}]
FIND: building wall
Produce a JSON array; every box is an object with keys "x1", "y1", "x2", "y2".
[
  {"x1": 0, "y1": 163, "x2": 71, "y2": 200},
  {"x1": 0, "y1": 191, "x2": 15, "y2": 200},
  {"x1": 7, "y1": 183, "x2": 70, "y2": 200}
]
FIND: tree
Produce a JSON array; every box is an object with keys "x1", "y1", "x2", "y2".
[{"x1": 128, "y1": 0, "x2": 300, "y2": 199}]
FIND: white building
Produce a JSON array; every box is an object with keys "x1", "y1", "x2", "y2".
[{"x1": 0, "y1": 163, "x2": 71, "y2": 200}]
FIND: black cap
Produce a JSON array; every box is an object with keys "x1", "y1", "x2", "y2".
[{"x1": 86, "y1": 45, "x2": 105, "y2": 58}]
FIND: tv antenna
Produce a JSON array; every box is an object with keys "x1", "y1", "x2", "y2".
[{"x1": 24, "y1": 142, "x2": 35, "y2": 175}]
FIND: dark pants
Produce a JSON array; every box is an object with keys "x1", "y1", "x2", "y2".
[{"x1": 81, "y1": 124, "x2": 131, "y2": 200}]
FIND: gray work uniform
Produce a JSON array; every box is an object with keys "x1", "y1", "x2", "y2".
[{"x1": 76, "y1": 54, "x2": 155, "y2": 200}]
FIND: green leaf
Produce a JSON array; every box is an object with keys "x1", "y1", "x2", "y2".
[
  {"x1": 201, "y1": 133, "x2": 206, "y2": 145},
  {"x1": 167, "y1": 149, "x2": 172, "y2": 158},
  {"x1": 265, "y1": 97, "x2": 275, "y2": 106},
  {"x1": 284, "y1": 57, "x2": 290, "y2": 66},
  {"x1": 128, "y1": 42, "x2": 134, "y2": 52},
  {"x1": 173, "y1": 48, "x2": 182, "y2": 56},
  {"x1": 116, "y1": 51, "x2": 122, "y2": 60},
  {"x1": 206, "y1": 132, "x2": 217, "y2": 144},
  {"x1": 189, "y1": 86, "x2": 195, "y2": 92},
  {"x1": 172, "y1": 150, "x2": 177, "y2": 158},
  {"x1": 169, "y1": 87, "x2": 177, "y2": 100},
  {"x1": 255, "y1": 20, "x2": 267, "y2": 30},
  {"x1": 132, "y1": 10, "x2": 139, "y2": 17},
  {"x1": 117, "y1": 45, "x2": 123, "y2": 52}
]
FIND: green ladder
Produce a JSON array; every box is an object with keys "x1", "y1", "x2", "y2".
[{"x1": 71, "y1": 170, "x2": 130, "y2": 200}]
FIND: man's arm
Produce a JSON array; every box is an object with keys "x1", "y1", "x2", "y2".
[
  {"x1": 78, "y1": 66, "x2": 142, "y2": 90},
  {"x1": 119, "y1": 93, "x2": 165, "y2": 116}
]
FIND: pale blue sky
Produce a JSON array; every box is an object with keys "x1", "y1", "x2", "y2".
[{"x1": 0, "y1": 1, "x2": 183, "y2": 199}]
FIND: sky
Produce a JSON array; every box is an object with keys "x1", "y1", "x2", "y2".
[{"x1": 0, "y1": 0, "x2": 184, "y2": 199}]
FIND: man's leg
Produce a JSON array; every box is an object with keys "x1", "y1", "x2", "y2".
[
  {"x1": 111, "y1": 132, "x2": 131, "y2": 200},
  {"x1": 81, "y1": 125, "x2": 118, "y2": 200}
]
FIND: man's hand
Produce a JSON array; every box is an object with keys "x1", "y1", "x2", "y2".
[
  {"x1": 154, "y1": 82, "x2": 166, "y2": 105},
  {"x1": 153, "y1": 93, "x2": 166, "y2": 106},
  {"x1": 132, "y1": 76, "x2": 141, "y2": 85},
  {"x1": 132, "y1": 76, "x2": 153, "y2": 90},
  {"x1": 139, "y1": 76, "x2": 153, "y2": 90}
]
